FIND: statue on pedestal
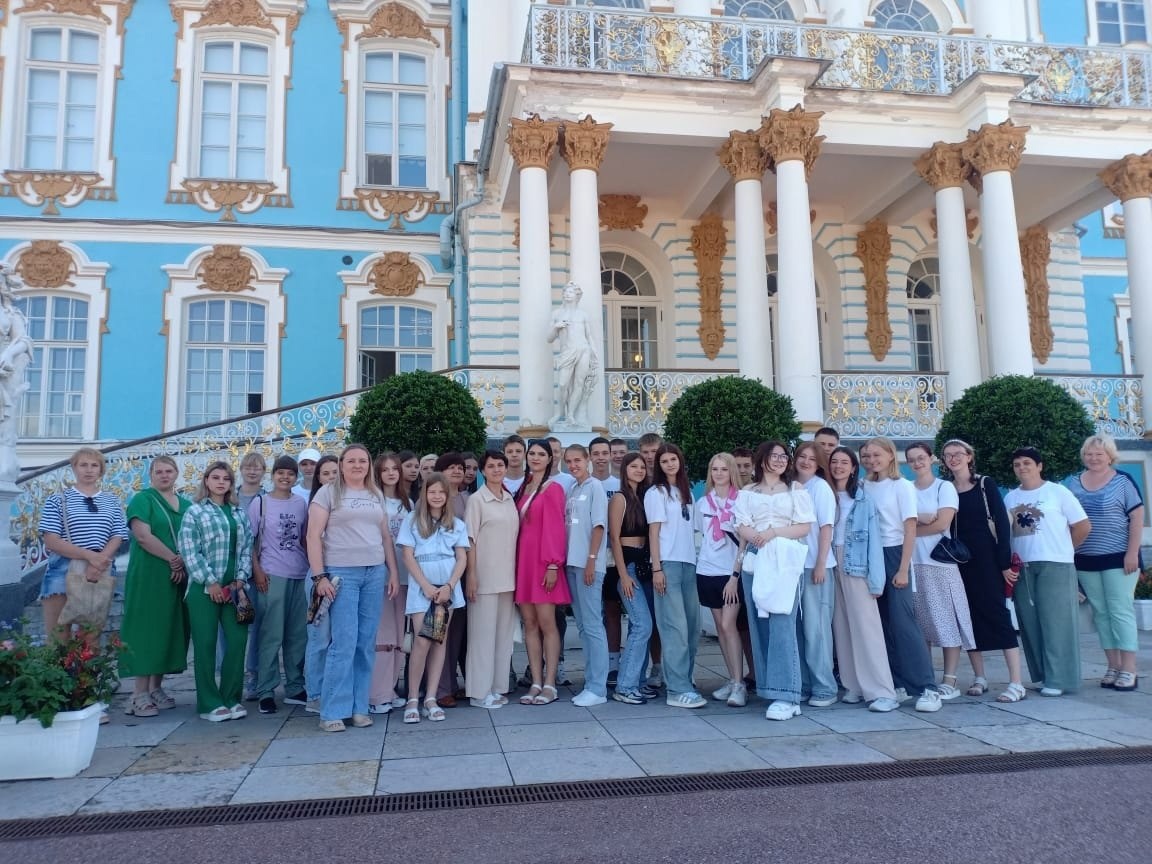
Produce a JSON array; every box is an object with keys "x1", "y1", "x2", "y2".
[
  {"x1": 548, "y1": 281, "x2": 599, "y2": 431},
  {"x1": 0, "y1": 265, "x2": 33, "y2": 483}
]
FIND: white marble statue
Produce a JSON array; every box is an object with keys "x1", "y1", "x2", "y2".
[
  {"x1": 548, "y1": 281, "x2": 599, "y2": 430},
  {"x1": 0, "y1": 265, "x2": 33, "y2": 482}
]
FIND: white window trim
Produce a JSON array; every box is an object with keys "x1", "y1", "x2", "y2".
[
  {"x1": 161, "y1": 245, "x2": 287, "y2": 429},
  {"x1": 1, "y1": 241, "x2": 108, "y2": 441},
  {"x1": 331, "y1": 0, "x2": 450, "y2": 221},
  {"x1": 338, "y1": 250, "x2": 450, "y2": 390},
  {"x1": 0, "y1": 4, "x2": 129, "y2": 212},
  {"x1": 866, "y1": 0, "x2": 962, "y2": 32},
  {"x1": 1116, "y1": 294, "x2": 1134, "y2": 374},
  {"x1": 168, "y1": 1, "x2": 305, "y2": 219},
  {"x1": 1087, "y1": 0, "x2": 1151, "y2": 45}
]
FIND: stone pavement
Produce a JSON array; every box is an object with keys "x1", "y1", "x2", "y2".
[{"x1": 3, "y1": 628, "x2": 1152, "y2": 821}]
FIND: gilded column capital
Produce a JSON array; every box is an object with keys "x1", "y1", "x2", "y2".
[
  {"x1": 718, "y1": 130, "x2": 769, "y2": 182},
  {"x1": 758, "y1": 105, "x2": 825, "y2": 180},
  {"x1": 961, "y1": 120, "x2": 1029, "y2": 176},
  {"x1": 562, "y1": 115, "x2": 613, "y2": 173},
  {"x1": 1100, "y1": 151, "x2": 1152, "y2": 202},
  {"x1": 915, "y1": 142, "x2": 969, "y2": 191},
  {"x1": 507, "y1": 114, "x2": 562, "y2": 172}
]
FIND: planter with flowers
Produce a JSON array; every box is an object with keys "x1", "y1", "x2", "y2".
[
  {"x1": 0, "y1": 624, "x2": 122, "y2": 780},
  {"x1": 1135, "y1": 571, "x2": 1152, "y2": 632}
]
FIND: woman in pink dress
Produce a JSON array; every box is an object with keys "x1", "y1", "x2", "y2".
[{"x1": 514, "y1": 439, "x2": 570, "y2": 705}]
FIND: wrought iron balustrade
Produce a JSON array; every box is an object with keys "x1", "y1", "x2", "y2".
[
  {"x1": 1043, "y1": 374, "x2": 1145, "y2": 439},
  {"x1": 821, "y1": 372, "x2": 948, "y2": 439},
  {"x1": 442, "y1": 366, "x2": 516, "y2": 435},
  {"x1": 607, "y1": 369, "x2": 736, "y2": 436},
  {"x1": 524, "y1": 5, "x2": 1152, "y2": 108}
]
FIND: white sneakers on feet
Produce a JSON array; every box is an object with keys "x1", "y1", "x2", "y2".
[
  {"x1": 894, "y1": 687, "x2": 913, "y2": 705},
  {"x1": 572, "y1": 690, "x2": 608, "y2": 707},
  {"x1": 841, "y1": 691, "x2": 864, "y2": 704},
  {"x1": 368, "y1": 702, "x2": 393, "y2": 714},
  {"x1": 868, "y1": 697, "x2": 900, "y2": 712},
  {"x1": 727, "y1": 682, "x2": 748, "y2": 707},
  {"x1": 712, "y1": 682, "x2": 734, "y2": 701},
  {"x1": 666, "y1": 691, "x2": 707, "y2": 709},
  {"x1": 915, "y1": 689, "x2": 942, "y2": 712},
  {"x1": 807, "y1": 695, "x2": 838, "y2": 708},
  {"x1": 765, "y1": 701, "x2": 802, "y2": 721}
]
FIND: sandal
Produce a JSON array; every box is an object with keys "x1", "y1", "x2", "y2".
[
  {"x1": 938, "y1": 675, "x2": 961, "y2": 700},
  {"x1": 1114, "y1": 671, "x2": 1139, "y2": 691},
  {"x1": 150, "y1": 687, "x2": 176, "y2": 710},
  {"x1": 1101, "y1": 668, "x2": 1119, "y2": 688},
  {"x1": 966, "y1": 677, "x2": 988, "y2": 697},
  {"x1": 423, "y1": 698, "x2": 445, "y2": 721},
  {"x1": 996, "y1": 682, "x2": 1027, "y2": 703},
  {"x1": 126, "y1": 693, "x2": 159, "y2": 717},
  {"x1": 402, "y1": 698, "x2": 420, "y2": 724},
  {"x1": 533, "y1": 684, "x2": 558, "y2": 705},
  {"x1": 520, "y1": 684, "x2": 543, "y2": 706}
]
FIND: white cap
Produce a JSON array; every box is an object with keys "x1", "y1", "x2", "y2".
[{"x1": 296, "y1": 447, "x2": 323, "y2": 464}]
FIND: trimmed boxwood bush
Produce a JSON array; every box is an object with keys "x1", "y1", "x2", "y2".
[
  {"x1": 935, "y1": 375, "x2": 1094, "y2": 488},
  {"x1": 662, "y1": 376, "x2": 801, "y2": 481},
  {"x1": 348, "y1": 371, "x2": 487, "y2": 457}
]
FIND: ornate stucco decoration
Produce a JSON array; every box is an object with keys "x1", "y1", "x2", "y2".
[
  {"x1": 15, "y1": 240, "x2": 75, "y2": 289},
  {"x1": 914, "y1": 142, "x2": 968, "y2": 191},
  {"x1": 512, "y1": 218, "x2": 553, "y2": 249},
  {"x1": 0, "y1": 171, "x2": 108, "y2": 215},
  {"x1": 929, "y1": 208, "x2": 978, "y2": 239},
  {"x1": 855, "y1": 219, "x2": 892, "y2": 361},
  {"x1": 765, "y1": 202, "x2": 815, "y2": 236},
  {"x1": 191, "y1": 0, "x2": 277, "y2": 31},
  {"x1": 177, "y1": 179, "x2": 280, "y2": 221},
  {"x1": 346, "y1": 188, "x2": 438, "y2": 228},
  {"x1": 369, "y1": 252, "x2": 424, "y2": 297},
  {"x1": 197, "y1": 245, "x2": 256, "y2": 293},
  {"x1": 691, "y1": 213, "x2": 727, "y2": 361},
  {"x1": 717, "y1": 130, "x2": 769, "y2": 182},
  {"x1": 1099, "y1": 150, "x2": 1152, "y2": 203},
  {"x1": 13, "y1": 0, "x2": 110, "y2": 21},
  {"x1": 598, "y1": 194, "x2": 646, "y2": 231},
  {"x1": 562, "y1": 115, "x2": 612, "y2": 173},
  {"x1": 759, "y1": 105, "x2": 825, "y2": 180},
  {"x1": 961, "y1": 120, "x2": 1029, "y2": 177},
  {"x1": 1019, "y1": 226, "x2": 1055, "y2": 365},
  {"x1": 356, "y1": 2, "x2": 439, "y2": 45},
  {"x1": 507, "y1": 114, "x2": 561, "y2": 171}
]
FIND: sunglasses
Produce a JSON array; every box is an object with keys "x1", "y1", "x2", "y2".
[
  {"x1": 681, "y1": 503, "x2": 690, "y2": 521},
  {"x1": 82, "y1": 496, "x2": 98, "y2": 514}
]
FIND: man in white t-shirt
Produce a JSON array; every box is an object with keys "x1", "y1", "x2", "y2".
[
  {"x1": 590, "y1": 436, "x2": 621, "y2": 680},
  {"x1": 291, "y1": 448, "x2": 323, "y2": 500}
]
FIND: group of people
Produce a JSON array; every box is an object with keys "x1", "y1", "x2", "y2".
[{"x1": 37, "y1": 426, "x2": 1142, "y2": 729}]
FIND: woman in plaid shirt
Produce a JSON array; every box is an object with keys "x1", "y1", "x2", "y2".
[{"x1": 178, "y1": 461, "x2": 255, "y2": 722}]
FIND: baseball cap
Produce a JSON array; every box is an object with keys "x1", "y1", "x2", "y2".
[{"x1": 296, "y1": 447, "x2": 323, "y2": 464}]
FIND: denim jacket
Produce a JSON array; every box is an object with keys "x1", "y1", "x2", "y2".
[{"x1": 840, "y1": 486, "x2": 885, "y2": 595}]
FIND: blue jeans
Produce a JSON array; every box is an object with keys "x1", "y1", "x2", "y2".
[
  {"x1": 653, "y1": 560, "x2": 699, "y2": 696},
  {"x1": 320, "y1": 564, "x2": 385, "y2": 721},
  {"x1": 797, "y1": 566, "x2": 838, "y2": 700},
  {"x1": 566, "y1": 566, "x2": 609, "y2": 697},
  {"x1": 615, "y1": 563, "x2": 654, "y2": 694},
  {"x1": 741, "y1": 560, "x2": 801, "y2": 703},
  {"x1": 877, "y1": 546, "x2": 935, "y2": 696},
  {"x1": 304, "y1": 572, "x2": 330, "y2": 700}
]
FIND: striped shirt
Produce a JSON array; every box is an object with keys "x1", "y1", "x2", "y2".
[
  {"x1": 1067, "y1": 471, "x2": 1144, "y2": 570},
  {"x1": 39, "y1": 487, "x2": 129, "y2": 551}
]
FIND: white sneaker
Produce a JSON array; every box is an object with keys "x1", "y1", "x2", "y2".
[
  {"x1": 727, "y1": 682, "x2": 748, "y2": 707},
  {"x1": 915, "y1": 689, "x2": 942, "y2": 712},
  {"x1": 712, "y1": 681, "x2": 734, "y2": 701},
  {"x1": 842, "y1": 691, "x2": 864, "y2": 704},
  {"x1": 894, "y1": 687, "x2": 913, "y2": 705},
  {"x1": 391, "y1": 696, "x2": 408, "y2": 709},
  {"x1": 572, "y1": 690, "x2": 608, "y2": 707},
  {"x1": 368, "y1": 702, "x2": 393, "y2": 714},
  {"x1": 807, "y1": 695, "x2": 838, "y2": 708},
  {"x1": 868, "y1": 697, "x2": 900, "y2": 713},
  {"x1": 666, "y1": 691, "x2": 707, "y2": 709},
  {"x1": 765, "y1": 701, "x2": 802, "y2": 721}
]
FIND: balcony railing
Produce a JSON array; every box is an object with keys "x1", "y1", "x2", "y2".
[
  {"x1": 607, "y1": 369, "x2": 737, "y2": 436},
  {"x1": 821, "y1": 372, "x2": 949, "y2": 439},
  {"x1": 1044, "y1": 374, "x2": 1145, "y2": 439},
  {"x1": 523, "y1": 5, "x2": 1152, "y2": 108}
]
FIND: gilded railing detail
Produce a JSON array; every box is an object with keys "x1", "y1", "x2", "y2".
[
  {"x1": 821, "y1": 373, "x2": 948, "y2": 439},
  {"x1": 607, "y1": 370, "x2": 735, "y2": 437},
  {"x1": 1044, "y1": 375, "x2": 1145, "y2": 439},
  {"x1": 444, "y1": 368, "x2": 511, "y2": 435},
  {"x1": 524, "y1": 5, "x2": 1152, "y2": 108}
]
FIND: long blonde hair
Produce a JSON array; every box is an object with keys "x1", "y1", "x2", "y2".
[
  {"x1": 413, "y1": 473, "x2": 450, "y2": 539},
  {"x1": 704, "y1": 452, "x2": 739, "y2": 496},
  {"x1": 327, "y1": 443, "x2": 383, "y2": 510},
  {"x1": 195, "y1": 460, "x2": 238, "y2": 505},
  {"x1": 862, "y1": 437, "x2": 902, "y2": 481}
]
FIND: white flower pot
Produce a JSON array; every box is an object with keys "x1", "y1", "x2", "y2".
[
  {"x1": 0, "y1": 702, "x2": 104, "y2": 780},
  {"x1": 1135, "y1": 599, "x2": 1152, "y2": 632}
]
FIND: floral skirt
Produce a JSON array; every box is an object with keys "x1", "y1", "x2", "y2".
[{"x1": 913, "y1": 561, "x2": 976, "y2": 650}]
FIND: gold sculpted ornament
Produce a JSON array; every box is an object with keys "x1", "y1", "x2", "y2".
[
  {"x1": 15, "y1": 240, "x2": 75, "y2": 289},
  {"x1": 357, "y1": 2, "x2": 440, "y2": 45},
  {"x1": 191, "y1": 0, "x2": 276, "y2": 31},
  {"x1": 369, "y1": 252, "x2": 424, "y2": 297},
  {"x1": 507, "y1": 115, "x2": 561, "y2": 172},
  {"x1": 855, "y1": 220, "x2": 892, "y2": 361},
  {"x1": 13, "y1": 0, "x2": 112, "y2": 23},
  {"x1": 197, "y1": 245, "x2": 256, "y2": 293},
  {"x1": 1019, "y1": 226, "x2": 1055, "y2": 365},
  {"x1": 691, "y1": 214, "x2": 727, "y2": 361},
  {"x1": 598, "y1": 194, "x2": 646, "y2": 231}
]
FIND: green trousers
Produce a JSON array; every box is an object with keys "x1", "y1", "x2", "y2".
[
  {"x1": 1015, "y1": 561, "x2": 1081, "y2": 692},
  {"x1": 255, "y1": 576, "x2": 308, "y2": 699},
  {"x1": 187, "y1": 585, "x2": 249, "y2": 714}
]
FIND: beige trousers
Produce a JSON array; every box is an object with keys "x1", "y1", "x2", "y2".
[
  {"x1": 465, "y1": 591, "x2": 516, "y2": 700},
  {"x1": 832, "y1": 565, "x2": 897, "y2": 702}
]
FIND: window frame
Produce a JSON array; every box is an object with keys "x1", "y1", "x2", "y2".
[
  {"x1": 18, "y1": 26, "x2": 101, "y2": 173},
  {"x1": 869, "y1": 0, "x2": 946, "y2": 32},
  {"x1": 1088, "y1": 0, "x2": 1151, "y2": 45},
  {"x1": 357, "y1": 302, "x2": 437, "y2": 386},
  {"x1": 723, "y1": 0, "x2": 798, "y2": 20},
  {"x1": 359, "y1": 49, "x2": 432, "y2": 190},
  {"x1": 193, "y1": 39, "x2": 273, "y2": 182},
  {"x1": 182, "y1": 297, "x2": 269, "y2": 426},
  {"x1": 905, "y1": 256, "x2": 942, "y2": 373}
]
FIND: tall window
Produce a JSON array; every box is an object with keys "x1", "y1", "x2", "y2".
[
  {"x1": 872, "y1": 0, "x2": 939, "y2": 31},
  {"x1": 184, "y1": 299, "x2": 265, "y2": 425},
  {"x1": 1096, "y1": 1, "x2": 1148, "y2": 43},
  {"x1": 13, "y1": 296, "x2": 87, "y2": 438},
  {"x1": 197, "y1": 41, "x2": 268, "y2": 180},
  {"x1": 724, "y1": 0, "x2": 796, "y2": 18},
  {"x1": 906, "y1": 257, "x2": 941, "y2": 372},
  {"x1": 359, "y1": 304, "x2": 434, "y2": 386},
  {"x1": 601, "y1": 252, "x2": 659, "y2": 370},
  {"x1": 363, "y1": 51, "x2": 428, "y2": 188},
  {"x1": 22, "y1": 27, "x2": 99, "y2": 171}
]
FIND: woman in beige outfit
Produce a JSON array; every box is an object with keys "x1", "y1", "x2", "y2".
[{"x1": 464, "y1": 450, "x2": 520, "y2": 709}]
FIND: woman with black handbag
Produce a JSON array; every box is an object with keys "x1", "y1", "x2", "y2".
[{"x1": 906, "y1": 442, "x2": 976, "y2": 700}]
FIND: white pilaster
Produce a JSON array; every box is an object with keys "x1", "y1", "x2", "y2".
[
  {"x1": 518, "y1": 165, "x2": 554, "y2": 431},
  {"x1": 569, "y1": 167, "x2": 607, "y2": 430},
  {"x1": 967, "y1": 0, "x2": 1030, "y2": 40},
  {"x1": 734, "y1": 177, "x2": 773, "y2": 385},
  {"x1": 1123, "y1": 196, "x2": 1152, "y2": 384},
  {"x1": 978, "y1": 170, "x2": 1033, "y2": 376},
  {"x1": 935, "y1": 185, "x2": 982, "y2": 396}
]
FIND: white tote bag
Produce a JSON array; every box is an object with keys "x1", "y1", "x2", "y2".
[{"x1": 751, "y1": 536, "x2": 807, "y2": 616}]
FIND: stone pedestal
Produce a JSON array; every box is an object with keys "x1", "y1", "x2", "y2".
[{"x1": 0, "y1": 481, "x2": 24, "y2": 587}]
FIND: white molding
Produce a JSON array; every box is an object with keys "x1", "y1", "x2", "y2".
[
  {"x1": 1, "y1": 241, "x2": 109, "y2": 442},
  {"x1": 869, "y1": 0, "x2": 963, "y2": 31},
  {"x1": 1115, "y1": 292, "x2": 1133, "y2": 373},
  {"x1": 1082, "y1": 256, "x2": 1132, "y2": 277},
  {"x1": 160, "y1": 245, "x2": 288, "y2": 429}
]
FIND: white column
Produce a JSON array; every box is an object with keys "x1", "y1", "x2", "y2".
[
  {"x1": 977, "y1": 171, "x2": 1032, "y2": 376},
  {"x1": 936, "y1": 185, "x2": 983, "y2": 396},
  {"x1": 734, "y1": 177, "x2": 773, "y2": 385},
  {"x1": 1123, "y1": 196, "x2": 1152, "y2": 385},
  {"x1": 569, "y1": 167, "x2": 607, "y2": 430},
  {"x1": 967, "y1": 0, "x2": 1030, "y2": 40},
  {"x1": 518, "y1": 165, "x2": 554, "y2": 431}
]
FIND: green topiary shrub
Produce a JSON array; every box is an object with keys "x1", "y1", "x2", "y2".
[
  {"x1": 662, "y1": 376, "x2": 801, "y2": 481},
  {"x1": 935, "y1": 375, "x2": 1094, "y2": 489},
  {"x1": 348, "y1": 371, "x2": 487, "y2": 457}
]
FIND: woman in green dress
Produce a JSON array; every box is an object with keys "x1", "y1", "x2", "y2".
[{"x1": 121, "y1": 456, "x2": 192, "y2": 717}]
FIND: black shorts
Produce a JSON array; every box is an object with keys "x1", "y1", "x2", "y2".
[
  {"x1": 603, "y1": 566, "x2": 621, "y2": 603},
  {"x1": 697, "y1": 572, "x2": 739, "y2": 609}
]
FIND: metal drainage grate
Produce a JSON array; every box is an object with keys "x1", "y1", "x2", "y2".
[{"x1": 3, "y1": 746, "x2": 1150, "y2": 842}]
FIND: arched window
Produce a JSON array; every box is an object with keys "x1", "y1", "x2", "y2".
[
  {"x1": 872, "y1": 0, "x2": 939, "y2": 31},
  {"x1": 183, "y1": 298, "x2": 266, "y2": 425},
  {"x1": 906, "y1": 257, "x2": 941, "y2": 372},
  {"x1": 358, "y1": 303, "x2": 434, "y2": 386},
  {"x1": 724, "y1": 0, "x2": 796, "y2": 19},
  {"x1": 601, "y1": 251, "x2": 658, "y2": 370}
]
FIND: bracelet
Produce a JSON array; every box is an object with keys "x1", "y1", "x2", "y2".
[
  {"x1": 315, "y1": 572, "x2": 331, "y2": 580},
  {"x1": 588, "y1": 554, "x2": 597, "y2": 560},
  {"x1": 652, "y1": 568, "x2": 663, "y2": 573}
]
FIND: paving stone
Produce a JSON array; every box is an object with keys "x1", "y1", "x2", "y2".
[
  {"x1": 496, "y1": 720, "x2": 615, "y2": 752},
  {"x1": 79, "y1": 766, "x2": 251, "y2": 814},
  {"x1": 912, "y1": 702, "x2": 1033, "y2": 728},
  {"x1": 78, "y1": 746, "x2": 149, "y2": 778},
  {"x1": 585, "y1": 700, "x2": 700, "y2": 720},
  {"x1": 0, "y1": 778, "x2": 111, "y2": 818},
  {"x1": 988, "y1": 695, "x2": 1127, "y2": 722},
  {"x1": 956, "y1": 723, "x2": 1124, "y2": 753},
  {"x1": 625, "y1": 739, "x2": 769, "y2": 776},
  {"x1": 489, "y1": 701, "x2": 593, "y2": 726},
  {"x1": 1048, "y1": 717, "x2": 1152, "y2": 746},
  {"x1": 257, "y1": 730, "x2": 385, "y2": 767},
  {"x1": 504, "y1": 745, "x2": 644, "y2": 784},
  {"x1": 805, "y1": 707, "x2": 938, "y2": 733},
  {"x1": 381, "y1": 725, "x2": 501, "y2": 760},
  {"x1": 124, "y1": 739, "x2": 268, "y2": 774},
  {"x1": 231, "y1": 761, "x2": 379, "y2": 803},
  {"x1": 600, "y1": 715, "x2": 728, "y2": 745},
  {"x1": 848, "y1": 728, "x2": 1007, "y2": 759},
  {"x1": 161, "y1": 714, "x2": 286, "y2": 745},
  {"x1": 739, "y1": 734, "x2": 894, "y2": 768},
  {"x1": 94, "y1": 719, "x2": 182, "y2": 748},
  {"x1": 385, "y1": 705, "x2": 495, "y2": 732},
  {"x1": 376, "y1": 754, "x2": 513, "y2": 793},
  {"x1": 702, "y1": 713, "x2": 830, "y2": 738}
]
